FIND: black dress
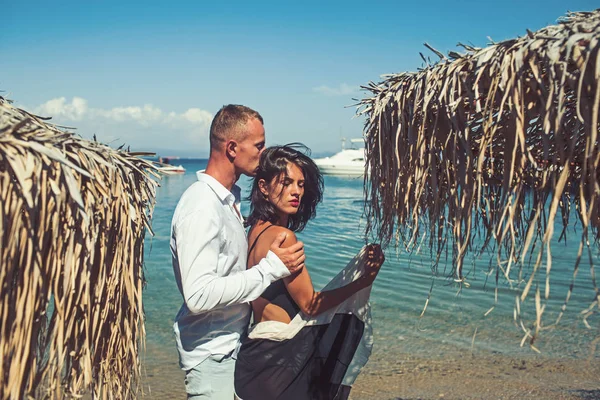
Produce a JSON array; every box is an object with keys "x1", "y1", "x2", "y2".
[{"x1": 234, "y1": 226, "x2": 368, "y2": 400}]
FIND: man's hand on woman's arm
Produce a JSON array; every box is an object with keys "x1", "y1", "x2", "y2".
[{"x1": 269, "y1": 232, "x2": 306, "y2": 274}]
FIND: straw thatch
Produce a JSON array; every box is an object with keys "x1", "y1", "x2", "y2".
[
  {"x1": 0, "y1": 96, "x2": 158, "y2": 398},
  {"x1": 358, "y1": 10, "x2": 600, "y2": 347}
]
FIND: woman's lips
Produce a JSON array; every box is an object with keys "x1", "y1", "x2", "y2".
[{"x1": 290, "y1": 200, "x2": 299, "y2": 207}]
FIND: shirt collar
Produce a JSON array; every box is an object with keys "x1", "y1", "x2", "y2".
[{"x1": 196, "y1": 171, "x2": 236, "y2": 204}]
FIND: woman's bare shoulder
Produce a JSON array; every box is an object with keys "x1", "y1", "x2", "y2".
[
  {"x1": 251, "y1": 224, "x2": 298, "y2": 248},
  {"x1": 269, "y1": 226, "x2": 298, "y2": 247}
]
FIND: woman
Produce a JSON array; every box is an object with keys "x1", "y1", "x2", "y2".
[{"x1": 234, "y1": 144, "x2": 385, "y2": 400}]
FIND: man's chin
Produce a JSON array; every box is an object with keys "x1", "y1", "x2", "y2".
[
  {"x1": 237, "y1": 164, "x2": 259, "y2": 178},
  {"x1": 249, "y1": 167, "x2": 261, "y2": 177},
  {"x1": 240, "y1": 170, "x2": 257, "y2": 178}
]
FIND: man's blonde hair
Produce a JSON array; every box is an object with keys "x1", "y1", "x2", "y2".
[{"x1": 209, "y1": 105, "x2": 263, "y2": 150}]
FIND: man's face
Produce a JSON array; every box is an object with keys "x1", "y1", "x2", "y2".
[{"x1": 234, "y1": 117, "x2": 266, "y2": 177}]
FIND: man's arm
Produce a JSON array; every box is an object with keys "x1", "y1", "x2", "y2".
[{"x1": 174, "y1": 211, "x2": 300, "y2": 314}]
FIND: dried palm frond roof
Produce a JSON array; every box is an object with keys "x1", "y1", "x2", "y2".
[
  {"x1": 357, "y1": 10, "x2": 600, "y2": 347},
  {"x1": 0, "y1": 96, "x2": 159, "y2": 398}
]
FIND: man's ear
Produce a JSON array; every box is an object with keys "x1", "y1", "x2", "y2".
[{"x1": 225, "y1": 140, "x2": 237, "y2": 159}]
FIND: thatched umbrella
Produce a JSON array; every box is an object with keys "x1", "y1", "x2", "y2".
[
  {"x1": 358, "y1": 10, "x2": 600, "y2": 347},
  {"x1": 0, "y1": 96, "x2": 159, "y2": 398}
]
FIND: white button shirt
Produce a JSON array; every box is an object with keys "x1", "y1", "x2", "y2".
[{"x1": 171, "y1": 172, "x2": 290, "y2": 370}]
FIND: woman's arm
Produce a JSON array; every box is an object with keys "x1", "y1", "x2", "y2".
[{"x1": 275, "y1": 228, "x2": 384, "y2": 317}]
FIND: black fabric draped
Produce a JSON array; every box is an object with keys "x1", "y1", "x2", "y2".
[{"x1": 234, "y1": 314, "x2": 364, "y2": 400}]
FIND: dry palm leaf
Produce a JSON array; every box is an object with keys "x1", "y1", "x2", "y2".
[
  {"x1": 0, "y1": 96, "x2": 158, "y2": 399},
  {"x1": 357, "y1": 10, "x2": 600, "y2": 346}
]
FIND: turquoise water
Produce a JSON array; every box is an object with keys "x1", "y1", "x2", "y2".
[{"x1": 142, "y1": 160, "x2": 599, "y2": 365}]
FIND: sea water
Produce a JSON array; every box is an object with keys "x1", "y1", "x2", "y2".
[{"x1": 142, "y1": 159, "x2": 599, "y2": 367}]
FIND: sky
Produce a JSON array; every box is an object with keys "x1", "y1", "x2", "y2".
[{"x1": 2, "y1": 0, "x2": 597, "y2": 157}]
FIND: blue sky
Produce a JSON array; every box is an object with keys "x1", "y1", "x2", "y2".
[{"x1": 2, "y1": 0, "x2": 596, "y2": 157}]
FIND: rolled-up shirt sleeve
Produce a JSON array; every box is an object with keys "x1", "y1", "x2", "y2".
[{"x1": 175, "y1": 210, "x2": 290, "y2": 314}]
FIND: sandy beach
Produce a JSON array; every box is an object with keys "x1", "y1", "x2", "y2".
[{"x1": 139, "y1": 341, "x2": 600, "y2": 400}]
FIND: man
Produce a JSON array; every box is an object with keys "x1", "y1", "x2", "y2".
[{"x1": 171, "y1": 105, "x2": 305, "y2": 399}]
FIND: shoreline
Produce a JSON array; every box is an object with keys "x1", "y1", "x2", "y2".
[
  {"x1": 139, "y1": 342, "x2": 600, "y2": 399},
  {"x1": 350, "y1": 348, "x2": 600, "y2": 400}
]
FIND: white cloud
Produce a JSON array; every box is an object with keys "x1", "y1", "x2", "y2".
[
  {"x1": 180, "y1": 108, "x2": 212, "y2": 125},
  {"x1": 35, "y1": 96, "x2": 89, "y2": 120},
  {"x1": 33, "y1": 97, "x2": 210, "y2": 127},
  {"x1": 312, "y1": 83, "x2": 358, "y2": 96},
  {"x1": 28, "y1": 97, "x2": 214, "y2": 154},
  {"x1": 94, "y1": 104, "x2": 164, "y2": 124}
]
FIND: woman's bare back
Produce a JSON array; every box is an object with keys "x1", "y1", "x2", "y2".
[{"x1": 247, "y1": 222, "x2": 296, "y2": 323}]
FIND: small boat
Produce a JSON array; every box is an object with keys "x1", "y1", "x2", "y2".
[
  {"x1": 153, "y1": 162, "x2": 186, "y2": 175},
  {"x1": 313, "y1": 138, "x2": 366, "y2": 177},
  {"x1": 159, "y1": 165, "x2": 186, "y2": 175}
]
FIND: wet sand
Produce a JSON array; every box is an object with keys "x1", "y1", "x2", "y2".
[
  {"x1": 139, "y1": 342, "x2": 600, "y2": 399},
  {"x1": 350, "y1": 347, "x2": 600, "y2": 400}
]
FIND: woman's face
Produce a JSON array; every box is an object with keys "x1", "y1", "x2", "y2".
[{"x1": 260, "y1": 161, "x2": 305, "y2": 219}]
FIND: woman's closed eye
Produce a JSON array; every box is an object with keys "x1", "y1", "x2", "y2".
[
  {"x1": 282, "y1": 179, "x2": 304, "y2": 188},
  {"x1": 282, "y1": 178, "x2": 293, "y2": 187}
]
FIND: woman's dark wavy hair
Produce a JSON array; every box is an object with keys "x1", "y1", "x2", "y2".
[{"x1": 246, "y1": 143, "x2": 324, "y2": 232}]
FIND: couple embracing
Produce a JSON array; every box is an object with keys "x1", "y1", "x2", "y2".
[{"x1": 170, "y1": 105, "x2": 385, "y2": 400}]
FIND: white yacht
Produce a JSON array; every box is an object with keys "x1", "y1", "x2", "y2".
[{"x1": 313, "y1": 138, "x2": 366, "y2": 177}]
